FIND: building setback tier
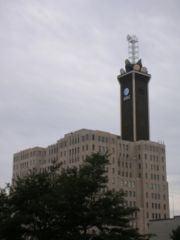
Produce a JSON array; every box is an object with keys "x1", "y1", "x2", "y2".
[{"x1": 12, "y1": 128, "x2": 169, "y2": 234}]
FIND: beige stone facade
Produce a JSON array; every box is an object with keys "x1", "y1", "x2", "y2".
[{"x1": 12, "y1": 128, "x2": 169, "y2": 234}]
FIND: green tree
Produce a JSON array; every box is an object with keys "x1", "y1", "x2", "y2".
[
  {"x1": 170, "y1": 225, "x2": 180, "y2": 240},
  {"x1": 0, "y1": 153, "x2": 147, "y2": 240}
]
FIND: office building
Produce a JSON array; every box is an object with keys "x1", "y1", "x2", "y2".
[{"x1": 12, "y1": 36, "x2": 169, "y2": 234}]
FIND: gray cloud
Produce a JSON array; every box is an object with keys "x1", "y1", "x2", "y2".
[{"x1": 0, "y1": 0, "x2": 180, "y2": 214}]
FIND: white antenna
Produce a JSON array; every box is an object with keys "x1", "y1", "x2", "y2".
[{"x1": 127, "y1": 34, "x2": 139, "y2": 64}]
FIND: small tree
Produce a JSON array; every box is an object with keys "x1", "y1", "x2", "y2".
[
  {"x1": 170, "y1": 225, "x2": 180, "y2": 240},
  {"x1": 0, "y1": 153, "x2": 147, "y2": 240}
]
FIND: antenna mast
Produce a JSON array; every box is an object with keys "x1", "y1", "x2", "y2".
[{"x1": 127, "y1": 34, "x2": 139, "y2": 64}]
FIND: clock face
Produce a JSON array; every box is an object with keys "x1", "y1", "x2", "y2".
[{"x1": 123, "y1": 88, "x2": 129, "y2": 96}]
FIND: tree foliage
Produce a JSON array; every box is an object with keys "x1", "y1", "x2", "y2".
[
  {"x1": 0, "y1": 153, "x2": 147, "y2": 240},
  {"x1": 170, "y1": 225, "x2": 180, "y2": 240}
]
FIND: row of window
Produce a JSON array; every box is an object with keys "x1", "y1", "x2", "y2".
[
  {"x1": 151, "y1": 202, "x2": 166, "y2": 210},
  {"x1": 145, "y1": 183, "x2": 164, "y2": 191},
  {"x1": 145, "y1": 173, "x2": 165, "y2": 181},
  {"x1": 59, "y1": 145, "x2": 116, "y2": 156},
  {"x1": 146, "y1": 192, "x2": 166, "y2": 200},
  {"x1": 146, "y1": 202, "x2": 162, "y2": 210},
  {"x1": 59, "y1": 134, "x2": 129, "y2": 149},
  {"x1": 117, "y1": 170, "x2": 133, "y2": 178},
  {"x1": 48, "y1": 147, "x2": 58, "y2": 155},
  {"x1": 148, "y1": 213, "x2": 167, "y2": 220},
  {"x1": 119, "y1": 153, "x2": 129, "y2": 159},
  {"x1": 137, "y1": 144, "x2": 165, "y2": 153},
  {"x1": 59, "y1": 134, "x2": 117, "y2": 147},
  {"x1": 138, "y1": 154, "x2": 164, "y2": 162},
  {"x1": 151, "y1": 183, "x2": 161, "y2": 190},
  {"x1": 119, "y1": 179, "x2": 136, "y2": 188},
  {"x1": 125, "y1": 190, "x2": 136, "y2": 198},
  {"x1": 147, "y1": 212, "x2": 156, "y2": 219},
  {"x1": 14, "y1": 150, "x2": 46, "y2": 161},
  {"x1": 117, "y1": 161, "x2": 132, "y2": 168},
  {"x1": 112, "y1": 169, "x2": 165, "y2": 181},
  {"x1": 150, "y1": 164, "x2": 160, "y2": 171}
]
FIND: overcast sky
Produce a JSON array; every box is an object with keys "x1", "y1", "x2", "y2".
[{"x1": 0, "y1": 0, "x2": 180, "y2": 216}]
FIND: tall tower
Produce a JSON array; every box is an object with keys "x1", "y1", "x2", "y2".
[{"x1": 117, "y1": 35, "x2": 151, "y2": 141}]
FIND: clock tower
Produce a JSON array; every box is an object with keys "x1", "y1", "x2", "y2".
[{"x1": 117, "y1": 35, "x2": 151, "y2": 141}]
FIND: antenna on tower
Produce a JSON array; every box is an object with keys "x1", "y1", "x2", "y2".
[{"x1": 127, "y1": 34, "x2": 139, "y2": 64}]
